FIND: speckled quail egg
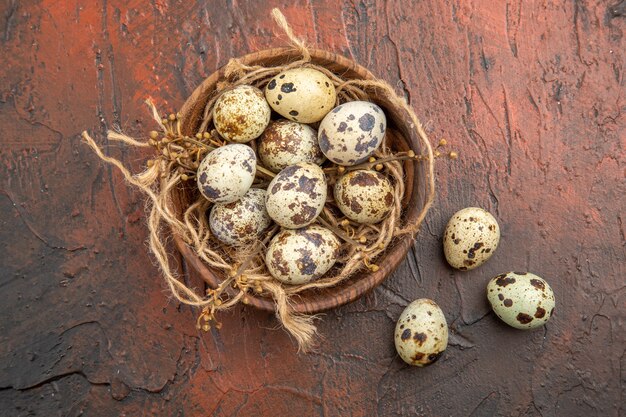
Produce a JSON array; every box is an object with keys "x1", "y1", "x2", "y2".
[
  {"x1": 265, "y1": 225, "x2": 340, "y2": 284},
  {"x1": 318, "y1": 101, "x2": 386, "y2": 166},
  {"x1": 443, "y1": 207, "x2": 500, "y2": 271},
  {"x1": 334, "y1": 170, "x2": 394, "y2": 224},
  {"x1": 209, "y1": 188, "x2": 272, "y2": 246},
  {"x1": 265, "y1": 68, "x2": 336, "y2": 123},
  {"x1": 213, "y1": 85, "x2": 271, "y2": 143},
  {"x1": 265, "y1": 162, "x2": 327, "y2": 229},
  {"x1": 257, "y1": 120, "x2": 325, "y2": 173},
  {"x1": 197, "y1": 144, "x2": 256, "y2": 203},
  {"x1": 487, "y1": 272, "x2": 555, "y2": 330},
  {"x1": 394, "y1": 299, "x2": 448, "y2": 367}
]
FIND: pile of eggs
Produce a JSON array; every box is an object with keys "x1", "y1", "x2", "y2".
[
  {"x1": 196, "y1": 67, "x2": 392, "y2": 285},
  {"x1": 394, "y1": 207, "x2": 556, "y2": 367}
]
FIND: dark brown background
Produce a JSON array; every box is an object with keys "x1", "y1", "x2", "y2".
[{"x1": 1, "y1": 1, "x2": 624, "y2": 416}]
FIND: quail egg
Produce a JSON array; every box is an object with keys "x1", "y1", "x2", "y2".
[
  {"x1": 209, "y1": 188, "x2": 272, "y2": 246},
  {"x1": 265, "y1": 162, "x2": 327, "y2": 229},
  {"x1": 213, "y1": 85, "x2": 271, "y2": 143},
  {"x1": 334, "y1": 170, "x2": 394, "y2": 224},
  {"x1": 394, "y1": 299, "x2": 448, "y2": 367},
  {"x1": 265, "y1": 68, "x2": 336, "y2": 123},
  {"x1": 196, "y1": 144, "x2": 256, "y2": 203},
  {"x1": 318, "y1": 101, "x2": 386, "y2": 166},
  {"x1": 487, "y1": 272, "x2": 555, "y2": 330},
  {"x1": 443, "y1": 207, "x2": 500, "y2": 271},
  {"x1": 265, "y1": 225, "x2": 340, "y2": 284},
  {"x1": 257, "y1": 119, "x2": 325, "y2": 173}
]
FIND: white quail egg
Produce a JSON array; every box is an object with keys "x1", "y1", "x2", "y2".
[
  {"x1": 264, "y1": 68, "x2": 336, "y2": 123},
  {"x1": 394, "y1": 299, "x2": 448, "y2": 367},
  {"x1": 209, "y1": 188, "x2": 272, "y2": 246},
  {"x1": 213, "y1": 85, "x2": 271, "y2": 143},
  {"x1": 196, "y1": 144, "x2": 256, "y2": 203},
  {"x1": 265, "y1": 225, "x2": 340, "y2": 284},
  {"x1": 487, "y1": 272, "x2": 555, "y2": 330},
  {"x1": 443, "y1": 207, "x2": 500, "y2": 271},
  {"x1": 318, "y1": 101, "x2": 386, "y2": 166},
  {"x1": 265, "y1": 162, "x2": 327, "y2": 229},
  {"x1": 333, "y1": 170, "x2": 394, "y2": 224},
  {"x1": 257, "y1": 119, "x2": 325, "y2": 173}
]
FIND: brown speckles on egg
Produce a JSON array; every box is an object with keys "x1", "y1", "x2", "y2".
[
  {"x1": 295, "y1": 247, "x2": 316, "y2": 275},
  {"x1": 487, "y1": 272, "x2": 555, "y2": 330},
  {"x1": 318, "y1": 101, "x2": 386, "y2": 166},
  {"x1": 213, "y1": 85, "x2": 270, "y2": 143},
  {"x1": 201, "y1": 184, "x2": 222, "y2": 200},
  {"x1": 467, "y1": 241, "x2": 484, "y2": 259},
  {"x1": 516, "y1": 313, "x2": 534, "y2": 324},
  {"x1": 265, "y1": 163, "x2": 327, "y2": 229},
  {"x1": 265, "y1": 68, "x2": 336, "y2": 123},
  {"x1": 413, "y1": 332, "x2": 427, "y2": 345},
  {"x1": 443, "y1": 207, "x2": 500, "y2": 271},
  {"x1": 334, "y1": 170, "x2": 394, "y2": 224},
  {"x1": 270, "y1": 249, "x2": 290, "y2": 277},
  {"x1": 345, "y1": 194, "x2": 363, "y2": 215},
  {"x1": 290, "y1": 204, "x2": 317, "y2": 227},
  {"x1": 296, "y1": 229, "x2": 324, "y2": 247},
  {"x1": 401, "y1": 329, "x2": 411, "y2": 341},
  {"x1": 297, "y1": 176, "x2": 321, "y2": 199},
  {"x1": 496, "y1": 275, "x2": 516, "y2": 287},
  {"x1": 265, "y1": 225, "x2": 340, "y2": 284},
  {"x1": 530, "y1": 278, "x2": 545, "y2": 290},
  {"x1": 318, "y1": 129, "x2": 333, "y2": 153},
  {"x1": 348, "y1": 171, "x2": 380, "y2": 187}
]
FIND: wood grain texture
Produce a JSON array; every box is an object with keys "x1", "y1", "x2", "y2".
[{"x1": 0, "y1": 1, "x2": 623, "y2": 416}]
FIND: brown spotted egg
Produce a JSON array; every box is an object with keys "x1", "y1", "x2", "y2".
[
  {"x1": 487, "y1": 272, "x2": 555, "y2": 330},
  {"x1": 213, "y1": 85, "x2": 271, "y2": 143},
  {"x1": 265, "y1": 225, "x2": 340, "y2": 284},
  {"x1": 196, "y1": 144, "x2": 256, "y2": 203},
  {"x1": 265, "y1": 162, "x2": 327, "y2": 229},
  {"x1": 257, "y1": 120, "x2": 325, "y2": 173},
  {"x1": 318, "y1": 101, "x2": 386, "y2": 166},
  {"x1": 265, "y1": 68, "x2": 336, "y2": 123},
  {"x1": 394, "y1": 299, "x2": 448, "y2": 367},
  {"x1": 443, "y1": 207, "x2": 500, "y2": 271},
  {"x1": 209, "y1": 188, "x2": 272, "y2": 246},
  {"x1": 334, "y1": 170, "x2": 394, "y2": 224}
]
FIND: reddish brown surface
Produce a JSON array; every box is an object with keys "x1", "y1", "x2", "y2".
[{"x1": 0, "y1": 1, "x2": 624, "y2": 416}]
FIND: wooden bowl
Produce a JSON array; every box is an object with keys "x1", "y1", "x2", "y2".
[{"x1": 172, "y1": 48, "x2": 431, "y2": 314}]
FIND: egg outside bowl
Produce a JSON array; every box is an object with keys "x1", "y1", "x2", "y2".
[{"x1": 170, "y1": 48, "x2": 433, "y2": 315}]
